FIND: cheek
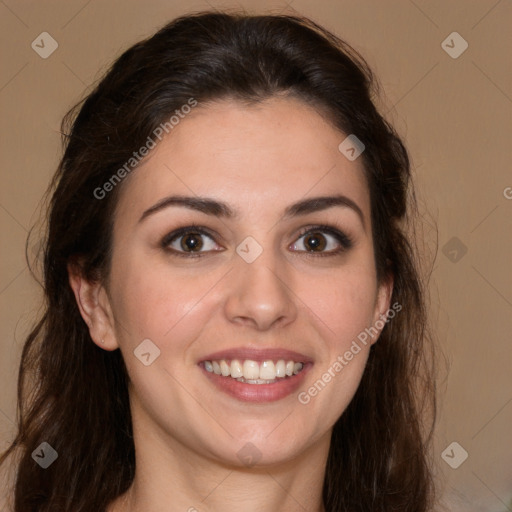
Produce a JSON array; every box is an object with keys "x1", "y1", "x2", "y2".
[
  {"x1": 296, "y1": 269, "x2": 376, "y2": 421},
  {"x1": 108, "y1": 260, "x2": 218, "y2": 418},
  {"x1": 109, "y1": 253, "x2": 224, "y2": 351},
  {"x1": 304, "y1": 265, "x2": 378, "y2": 348}
]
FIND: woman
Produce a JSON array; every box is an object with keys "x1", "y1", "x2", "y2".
[{"x1": 1, "y1": 11, "x2": 436, "y2": 511}]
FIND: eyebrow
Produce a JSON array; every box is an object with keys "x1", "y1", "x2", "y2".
[{"x1": 139, "y1": 194, "x2": 366, "y2": 229}]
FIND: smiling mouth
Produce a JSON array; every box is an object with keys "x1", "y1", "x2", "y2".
[
  {"x1": 198, "y1": 347, "x2": 313, "y2": 402},
  {"x1": 201, "y1": 358, "x2": 305, "y2": 384},
  {"x1": 199, "y1": 357, "x2": 311, "y2": 403}
]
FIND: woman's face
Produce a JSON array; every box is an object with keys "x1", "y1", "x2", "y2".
[{"x1": 93, "y1": 96, "x2": 392, "y2": 467}]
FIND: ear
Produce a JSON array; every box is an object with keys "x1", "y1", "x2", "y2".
[
  {"x1": 369, "y1": 271, "x2": 394, "y2": 346},
  {"x1": 67, "y1": 261, "x2": 119, "y2": 351}
]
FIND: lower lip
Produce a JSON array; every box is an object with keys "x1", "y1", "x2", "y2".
[{"x1": 199, "y1": 363, "x2": 312, "y2": 403}]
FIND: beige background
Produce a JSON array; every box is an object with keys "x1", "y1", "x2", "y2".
[{"x1": 1, "y1": 1, "x2": 511, "y2": 510}]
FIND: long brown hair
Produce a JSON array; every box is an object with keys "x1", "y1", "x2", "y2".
[{"x1": 1, "y1": 11, "x2": 437, "y2": 511}]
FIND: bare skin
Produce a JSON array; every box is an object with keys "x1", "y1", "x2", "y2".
[{"x1": 69, "y1": 96, "x2": 393, "y2": 512}]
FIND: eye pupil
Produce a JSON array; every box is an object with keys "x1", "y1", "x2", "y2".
[
  {"x1": 304, "y1": 232, "x2": 326, "y2": 251},
  {"x1": 181, "y1": 233, "x2": 203, "y2": 251}
]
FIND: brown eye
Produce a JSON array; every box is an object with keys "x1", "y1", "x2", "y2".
[
  {"x1": 291, "y1": 225, "x2": 353, "y2": 256},
  {"x1": 302, "y1": 232, "x2": 327, "y2": 252},
  {"x1": 161, "y1": 226, "x2": 221, "y2": 257},
  {"x1": 180, "y1": 233, "x2": 204, "y2": 252}
]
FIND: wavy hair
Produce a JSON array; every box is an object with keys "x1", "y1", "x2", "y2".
[{"x1": 1, "y1": 11, "x2": 437, "y2": 511}]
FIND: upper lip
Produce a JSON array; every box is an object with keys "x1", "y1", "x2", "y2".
[{"x1": 199, "y1": 346, "x2": 314, "y2": 364}]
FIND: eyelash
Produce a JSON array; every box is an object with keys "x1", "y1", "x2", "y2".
[{"x1": 161, "y1": 223, "x2": 353, "y2": 259}]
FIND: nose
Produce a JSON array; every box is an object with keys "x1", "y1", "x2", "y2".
[{"x1": 223, "y1": 246, "x2": 298, "y2": 332}]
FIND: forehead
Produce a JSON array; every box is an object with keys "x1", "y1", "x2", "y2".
[{"x1": 115, "y1": 96, "x2": 370, "y2": 225}]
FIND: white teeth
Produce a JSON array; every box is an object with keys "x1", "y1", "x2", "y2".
[
  {"x1": 220, "y1": 360, "x2": 230, "y2": 377},
  {"x1": 243, "y1": 360, "x2": 260, "y2": 380},
  {"x1": 259, "y1": 360, "x2": 276, "y2": 380},
  {"x1": 230, "y1": 359, "x2": 243, "y2": 378},
  {"x1": 275, "y1": 360, "x2": 286, "y2": 378},
  {"x1": 203, "y1": 358, "x2": 306, "y2": 382}
]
